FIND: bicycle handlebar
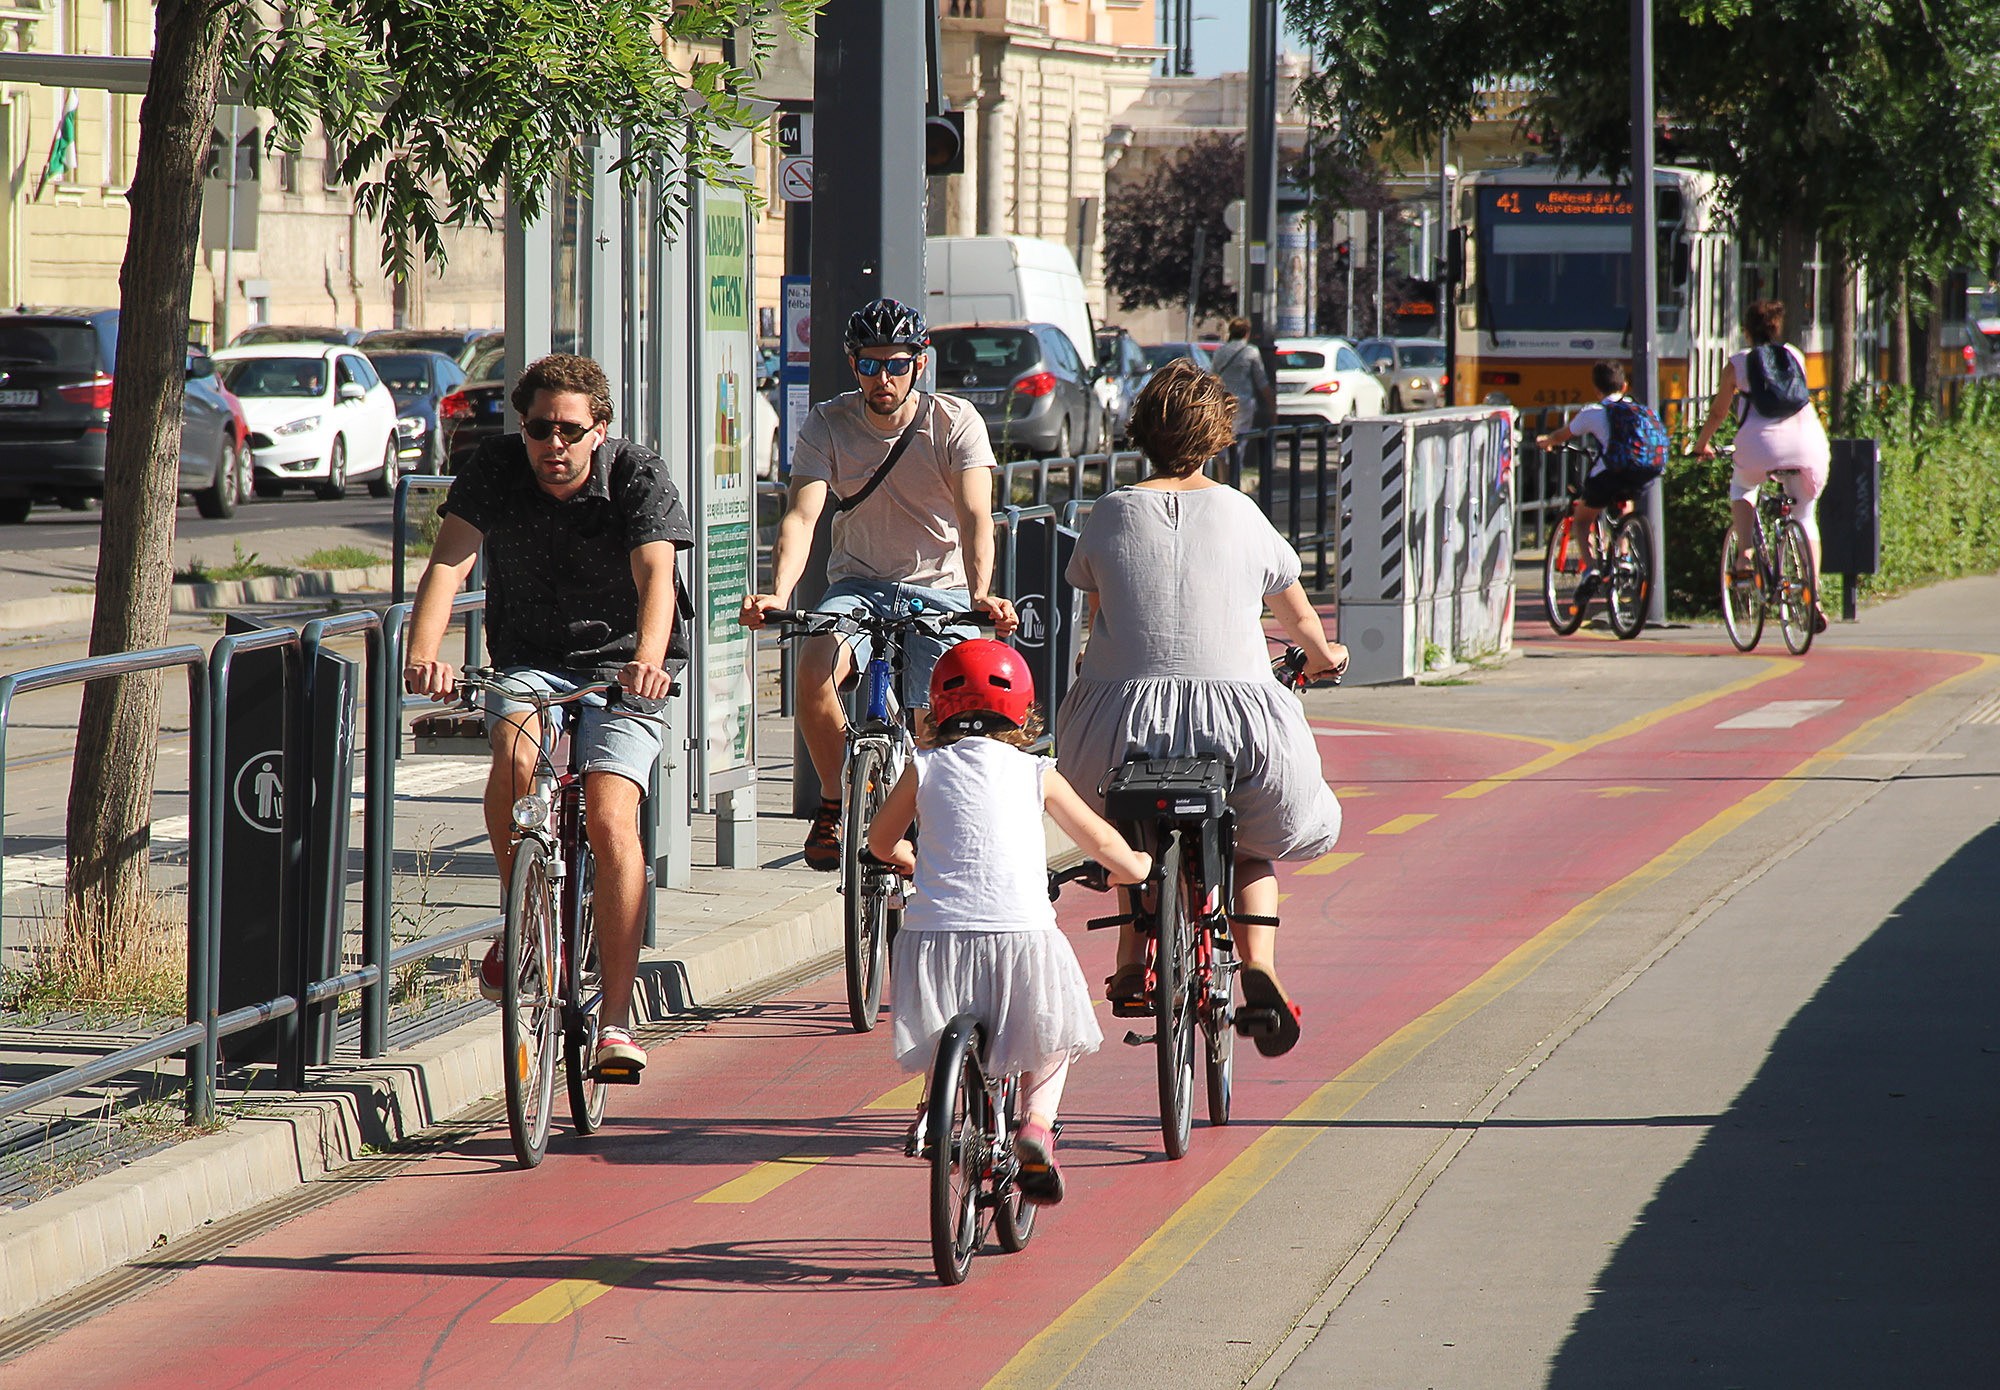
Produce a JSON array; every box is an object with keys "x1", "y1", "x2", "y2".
[
  {"x1": 762, "y1": 604, "x2": 999, "y2": 640},
  {"x1": 1047, "y1": 859, "x2": 1114, "y2": 901},
  {"x1": 452, "y1": 668, "x2": 673, "y2": 718},
  {"x1": 1271, "y1": 643, "x2": 1346, "y2": 692}
]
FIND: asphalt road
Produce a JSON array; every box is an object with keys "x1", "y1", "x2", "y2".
[{"x1": 0, "y1": 491, "x2": 407, "y2": 554}]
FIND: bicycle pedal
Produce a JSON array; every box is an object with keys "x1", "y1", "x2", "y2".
[
  {"x1": 1123, "y1": 1030, "x2": 1155, "y2": 1046},
  {"x1": 591, "y1": 1064, "x2": 643, "y2": 1084},
  {"x1": 1109, "y1": 999, "x2": 1152, "y2": 1018},
  {"x1": 1234, "y1": 1008, "x2": 1280, "y2": 1038}
]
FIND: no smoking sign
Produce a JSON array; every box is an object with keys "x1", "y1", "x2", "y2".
[{"x1": 779, "y1": 156, "x2": 813, "y2": 203}]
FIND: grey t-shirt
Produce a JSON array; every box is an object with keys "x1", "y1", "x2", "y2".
[{"x1": 790, "y1": 391, "x2": 996, "y2": 588}]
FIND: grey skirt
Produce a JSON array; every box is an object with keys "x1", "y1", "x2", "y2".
[
  {"x1": 891, "y1": 928, "x2": 1104, "y2": 1077},
  {"x1": 1056, "y1": 675, "x2": 1343, "y2": 862}
]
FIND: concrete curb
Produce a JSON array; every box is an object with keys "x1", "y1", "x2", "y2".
[{"x1": 0, "y1": 885, "x2": 840, "y2": 1323}]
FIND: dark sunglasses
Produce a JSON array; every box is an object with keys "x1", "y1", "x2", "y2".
[
  {"x1": 853, "y1": 356, "x2": 919, "y2": 378},
  {"x1": 524, "y1": 417, "x2": 595, "y2": 444}
]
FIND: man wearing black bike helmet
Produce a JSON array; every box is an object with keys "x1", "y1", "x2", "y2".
[{"x1": 740, "y1": 297, "x2": 1017, "y2": 870}]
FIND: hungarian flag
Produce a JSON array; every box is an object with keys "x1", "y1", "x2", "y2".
[{"x1": 38, "y1": 88, "x2": 78, "y2": 196}]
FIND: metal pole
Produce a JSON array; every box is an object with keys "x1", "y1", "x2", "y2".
[
  {"x1": 1374, "y1": 207, "x2": 1384, "y2": 337},
  {"x1": 1245, "y1": 0, "x2": 1277, "y2": 345},
  {"x1": 1441, "y1": 133, "x2": 1456, "y2": 404},
  {"x1": 220, "y1": 104, "x2": 238, "y2": 344},
  {"x1": 1631, "y1": 0, "x2": 1666, "y2": 624},
  {"x1": 1345, "y1": 211, "x2": 1355, "y2": 338}
]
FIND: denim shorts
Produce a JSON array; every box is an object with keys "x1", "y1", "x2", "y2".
[
  {"x1": 817, "y1": 578, "x2": 974, "y2": 711},
  {"x1": 481, "y1": 667, "x2": 663, "y2": 791}
]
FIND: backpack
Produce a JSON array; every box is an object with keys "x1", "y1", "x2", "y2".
[
  {"x1": 1743, "y1": 344, "x2": 1810, "y2": 420},
  {"x1": 1600, "y1": 397, "x2": 1668, "y2": 483}
]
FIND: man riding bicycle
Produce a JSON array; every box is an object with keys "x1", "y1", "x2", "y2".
[
  {"x1": 1534, "y1": 360, "x2": 1667, "y2": 561},
  {"x1": 403, "y1": 353, "x2": 693, "y2": 1079},
  {"x1": 738, "y1": 298, "x2": 1017, "y2": 870}
]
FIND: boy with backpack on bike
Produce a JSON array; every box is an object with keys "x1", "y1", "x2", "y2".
[
  {"x1": 865, "y1": 639, "x2": 1152, "y2": 1206},
  {"x1": 1535, "y1": 360, "x2": 1669, "y2": 571}
]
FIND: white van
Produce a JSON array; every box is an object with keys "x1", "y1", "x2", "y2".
[{"x1": 925, "y1": 235, "x2": 1096, "y2": 370}]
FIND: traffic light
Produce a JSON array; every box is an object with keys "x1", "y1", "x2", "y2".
[
  {"x1": 1333, "y1": 240, "x2": 1351, "y2": 277},
  {"x1": 925, "y1": 111, "x2": 964, "y2": 176}
]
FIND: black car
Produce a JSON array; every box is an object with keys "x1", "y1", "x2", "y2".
[
  {"x1": 932, "y1": 322, "x2": 1102, "y2": 459},
  {"x1": 227, "y1": 324, "x2": 362, "y2": 348},
  {"x1": 0, "y1": 308, "x2": 248, "y2": 522},
  {"x1": 360, "y1": 328, "x2": 491, "y2": 359},
  {"x1": 365, "y1": 349, "x2": 466, "y2": 474},
  {"x1": 441, "y1": 338, "x2": 507, "y2": 470}
]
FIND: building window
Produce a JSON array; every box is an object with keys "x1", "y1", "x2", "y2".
[{"x1": 279, "y1": 149, "x2": 298, "y2": 194}]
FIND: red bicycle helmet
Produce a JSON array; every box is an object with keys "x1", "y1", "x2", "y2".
[{"x1": 929, "y1": 638, "x2": 1035, "y2": 733}]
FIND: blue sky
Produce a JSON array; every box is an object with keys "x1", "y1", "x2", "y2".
[{"x1": 1185, "y1": 0, "x2": 1313, "y2": 76}]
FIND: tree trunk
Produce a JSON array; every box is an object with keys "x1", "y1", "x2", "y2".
[
  {"x1": 1830, "y1": 240, "x2": 1856, "y2": 428},
  {"x1": 1910, "y1": 270, "x2": 1937, "y2": 403},
  {"x1": 64, "y1": 0, "x2": 226, "y2": 949},
  {"x1": 1887, "y1": 265, "x2": 1910, "y2": 387},
  {"x1": 1775, "y1": 215, "x2": 1810, "y2": 350}
]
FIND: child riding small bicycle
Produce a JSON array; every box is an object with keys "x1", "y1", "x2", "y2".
[
  {"x1": 866, "y1": 640, "x2": 1151, "y2": 1205},
  {"x1": 1535, "y1": 360, "x2": 1668, "y2": 564}
]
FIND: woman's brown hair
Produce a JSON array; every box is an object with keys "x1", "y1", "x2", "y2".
[
  {"x1": 1126, "y1": 357, "x2": 1237, "y2": 478},
  {"x1": 1745, "y1": 299, "x2": 1785, "y2": 347}
]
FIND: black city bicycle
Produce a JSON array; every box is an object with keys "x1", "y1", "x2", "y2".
[
  {"x1": 765, "y1": 600, "x2": 990, "y2": 1031},
  {"x1": 918, "y1": 1014, "x2": 1040, "y2": 1285},
  {"x1": 1719, "y1": 454, "x2": 1819, "y2": 655},
  {"x1": 1541, "y1": 446, "x2": 1652, "y2": 640},
  {"x1": 446, "y1": 669, "x2": 669, "y2": 1168}
]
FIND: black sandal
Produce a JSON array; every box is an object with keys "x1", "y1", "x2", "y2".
[
  {"x1": 1104, "y1": 962, "x2": 1150, "y2": 1016},
  {"x1": 1236, "y1": 962, "x2": 1302, "y2": 1057}
]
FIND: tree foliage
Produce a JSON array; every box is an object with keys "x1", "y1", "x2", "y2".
[{"x1": 1102, "y1": 133, "x2": 1243, "y2": 319}]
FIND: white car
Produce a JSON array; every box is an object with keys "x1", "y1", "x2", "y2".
[
  {"x1": 215, "y1": 344, "x2": 401, "y2": 500},
  {"x1": 1273, "y1": 336, "x2": 1388, "y2": 425}
]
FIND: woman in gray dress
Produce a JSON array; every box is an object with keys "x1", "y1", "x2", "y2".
[{"x1": 1055, "y1": 358, "x2": 1347, "y2": 1057}]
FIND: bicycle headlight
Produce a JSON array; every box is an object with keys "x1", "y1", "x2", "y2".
[{"x1": 511, "y1": 794, "x2": 550, "y2": 830}]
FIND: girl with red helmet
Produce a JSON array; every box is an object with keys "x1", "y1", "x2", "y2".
[{"x1": 866, "y1": 639, "x2": 1151, "y2": 1206}]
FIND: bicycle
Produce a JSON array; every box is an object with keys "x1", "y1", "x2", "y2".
[
  {"x1": 442, "y1": 669, "x2": 670, "y2": 1168},
  {"x1": 1540, "y1": 447, "x2": 1653, "y2": 641},
  {"x1": 918, "y1": 1013, "x2": 1041, "y2": 1285},
  {"x1": 1719, "y1": 455, "x2": 1819, "y2": 655},
  {"x1": 764, "y1": 600, "x2": 991, "y2": 1032}
]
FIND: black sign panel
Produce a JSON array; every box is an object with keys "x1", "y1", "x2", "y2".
[
  {"x1": 217, "y1": 619, "x2": 294, "y2": 1070},
  {"x1": 1008, "y1": 517, "x2": 1081, "y2": 721},
  {"x1": 1821, "y1": 438, "x2": 1881, "y2": 575}
]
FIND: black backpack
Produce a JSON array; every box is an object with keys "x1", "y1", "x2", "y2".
[{"x1": 1743, "y1": 344, "x2": 1810, "y2": 420}]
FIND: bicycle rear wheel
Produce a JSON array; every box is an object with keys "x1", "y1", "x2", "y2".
[
  {"x1": 1542, "y1": 514, "x2": 1587, "y2": 635},
  {"x1": 1776, "y1": 519, "x2": 1817, "y2": 655},
  {"x1": 994, "y1": 1075, "x2": 1038, "y2": 1253},
  {"x1": 502, "y1": 840, "x2": 561, "y2": 1168},
  {"x1": 1606, "y1": 513, "x2": 1652, "y2": 641},
  {"x1": 842, "y1": 742, "x2": 897, "y2": 1032},
  {"x1": 1153, "y1": 832, "x2": 1196, "y2": 1160},
  {"x1": 928, "y1": 1014, "x2": 990, "y2": 1285},
  {"x1": 1205, "y1": 930, "x2": 1236, "y2": 1128},
  {"x1": 1720, "y1": 522, "x2": 1766, "y2": 652},
  {"x1": 564, "y1": 848, "x2": 607, "y2": 1135}
]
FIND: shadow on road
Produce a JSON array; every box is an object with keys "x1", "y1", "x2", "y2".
[{"x1": 1549, "y1": 818, "x2": 2000, "y2": 1385}]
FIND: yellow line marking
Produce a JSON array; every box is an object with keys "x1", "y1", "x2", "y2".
[
  {"x1": 865, "y1": 1076, "x2": 924, "y2": 1110},
  {"x1": 1368, "y1": 813, "x2": 1435, "y2": 836},
  {"x1": 1276, "y1": 892, "x2": 1293, "y2": 907},
  {"x1": 1595, "y1": 785, "x2": 1665, "y2": 798},
  {"x1": 693, "y1": 1153, "x2": 832, "y2": 1204},
  {"x1": 1294, "y1": 851, "x2": 1361, "y2": 878},
  {"x1": 492, "y1": 1259, "x2": 645, "y2": 1324},
  {"x1": 983, "y1": 653, "x2": 1995, "y2": 1390},
  {"x1": 1333, "y1": 785, "x2": 1374, "y2": 797},
  {"x1": 1445, "y1": 659, "x2": 1795, "y2": 800}
]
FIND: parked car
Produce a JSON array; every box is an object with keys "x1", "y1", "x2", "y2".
[
  {"x1": 1358, "y1": 336, "x2": 1449, "y2": 411},
  {"x1": 360, "y1": 327, "x2": 491, "y2": 359},
  {"x1": 0, "y1": 307, "x2": 249, "y2": 522},
  {"x1": 457, "y1": 330, "x2": 502, "y2": 371},
  {"x1": 932, "y1": 322, "x2": 1103, "y2": 459},
  {"x1": 1272, "y1": 336, "x2": 1387, "y2": 424},
  {"x1": 1093, "y1": 327, "x2": 1150, "y2": 443},
  {"x1": 364, "y1": 349, "x2": 465, "y2": 474},
  {"x1": 1138, "y1": 341, "x2": 1215, "y2": 380},
  {"x1": 215, "y1": 343, "x2": 401, "y2": 499},
  {"x1": 440, "y1": 337, "x2": 507, "y2": 470},
  {"x1": 227, "y1": 324, "x2": 362, "y2": 348}
]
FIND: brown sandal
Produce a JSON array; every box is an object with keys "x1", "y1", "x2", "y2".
[{"x1": 1104, "y1": 962, "x2": 1149, "y2": 1011}]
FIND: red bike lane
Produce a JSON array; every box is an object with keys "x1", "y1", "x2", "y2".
[{"x1": 3, "y1": 644, "x2": 1977, "y2": 1389}]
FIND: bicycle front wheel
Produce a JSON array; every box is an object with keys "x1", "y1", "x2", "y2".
[
  {"x1": 1153, "y1": 831, "x2": 1196, "y2": 1160},
  {"x1": 843, "y1": 741, "x2": 897, "y2": 1031},
  {"x1": 1542, "y1": 514, "x2": 1587, "y2": 635},
  {"x1": 1720, "y1": 522, "x2": 1765, "y2": 652},
  {"x1": 1776, "y1": 519, "x2": 1818, "y2": 655},
  {"x1": 1606, "y1": 513, "x2": 1652, "y2": 641},
  {"x1": 502, "y1": 839, "x2": 561, "y2": 1169},
  {"x1": 564, "y1": 848, "x2": 607, "y2": 1135},
  {"x1": 928, "y1": 1014, "x2": 990, "y2": 1285}
]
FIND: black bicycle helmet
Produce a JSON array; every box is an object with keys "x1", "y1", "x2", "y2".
[{"x1": 844, "y1": 298, "x2": 929, "y2": 355}]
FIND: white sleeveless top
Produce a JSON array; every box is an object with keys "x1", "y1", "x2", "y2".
[{"x1": 901, "y1": 738, "x2": 1058, "y2": 934}]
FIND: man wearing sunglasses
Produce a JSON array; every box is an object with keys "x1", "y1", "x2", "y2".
[
  {"x1": 740, "y1": 297, "x2": 1017, "y2": 871},
  {"x1": 403, "y1": 353, "x2": 693, "y2": 1079}
]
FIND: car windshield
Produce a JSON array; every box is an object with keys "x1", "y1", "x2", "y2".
[
  {"x1": 1275, "y1": 349, "x2": 1328, "y2": 371},
  {"x1": 1142, "y1": 344, "x2": 1202, "y2": 369},
  {"x1": 369, "y1": 355, "x2": 433, "y2": 397},
  {"x1": 933, "y1": 328, "x2": 1041, "y2": 374},
  {"x1": 1397, "y1": 343, "x2": 1447, "y2": 368},
  {"x1": 465, "y1": 346, "x2": 505, "y2": 382},
  {"x1": 0, "y1": 322, "x2": 100, "y2": 371},
  {"x1": 368, "y1": 333, "x2": 462, "y2": 355},
  {"x1": 220, "y1": 357, "x2": 326, "y2": 398},
  {"x1": 233, "y1": 326, "x2": 348, "y2": 346}
]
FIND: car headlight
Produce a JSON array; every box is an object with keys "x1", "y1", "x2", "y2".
[
  {"x1": 1408, "y1": 377, "x2": 1427, "y2": 390},
  {"x1": 272, "y1": 415, "x2": 321, "y2": 437},
  {"x1": 511, "y1": 794, "x2": 550, "y2": 831},
  {"x1": 396, "y1": 415, "x2": 426, "y2": 439}
]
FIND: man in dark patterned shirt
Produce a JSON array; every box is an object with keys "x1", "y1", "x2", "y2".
[{"x1": 404, "y1": 354, "x2": 692, "y2": 1080}]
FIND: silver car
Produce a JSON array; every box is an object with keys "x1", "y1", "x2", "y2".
[{"x1": 1358, "y1": 337, "x2": 1449, "y2": 412}]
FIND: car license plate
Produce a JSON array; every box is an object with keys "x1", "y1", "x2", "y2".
[
  {"x1": 959, "y1": 390, "x2": 1002, "y2": 404},
  {"x1": 1276, "y1": 382, "x2": 1306, "y2": 395},
  {"x1": 0, "y1": 389, "x2": 38, "y2": 407}
]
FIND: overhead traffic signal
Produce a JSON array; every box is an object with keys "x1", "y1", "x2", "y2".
[{"x1": 925, "y1": 111, "x2": 964, "y2": 176}]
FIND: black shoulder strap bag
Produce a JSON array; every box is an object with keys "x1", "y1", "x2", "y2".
[{"x1": 832, "y1": 394, "x2": 933, "y2": 515}]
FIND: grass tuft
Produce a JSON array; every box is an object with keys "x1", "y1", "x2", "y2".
[{"x1": 174, "y1": 542, "x2": 294, "y2": 584}]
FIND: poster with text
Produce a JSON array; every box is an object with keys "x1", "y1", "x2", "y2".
[{"x1": 698, "y1": 183, "x2": 755, "y2": 785}]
